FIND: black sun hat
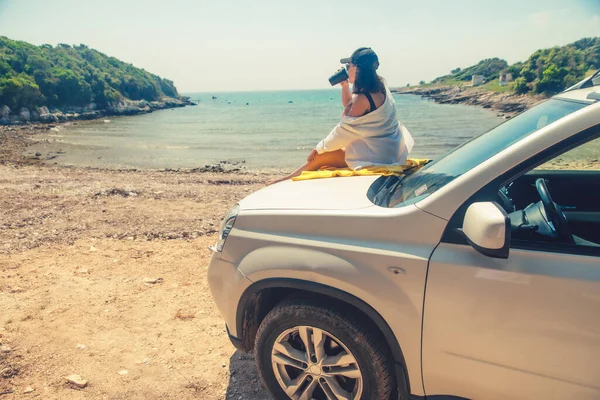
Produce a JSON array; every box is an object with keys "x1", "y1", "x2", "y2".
[{"x1": 340, "y1": 47, "x2": 379, "y2": 67}]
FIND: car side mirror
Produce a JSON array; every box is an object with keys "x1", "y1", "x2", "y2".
[{"x1": 462, "y1": 202, "x2": 510, "y2": 259}]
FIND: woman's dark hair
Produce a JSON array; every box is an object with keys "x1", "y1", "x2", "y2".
[{"x1": 352, "y1": 63, "x2": 385, "y2": 94}]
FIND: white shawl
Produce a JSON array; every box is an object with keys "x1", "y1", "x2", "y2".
[{"x1": 316, "y1": 87, "x2": 414, "y2": 170}]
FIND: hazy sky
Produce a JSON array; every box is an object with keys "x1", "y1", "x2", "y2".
[{"x1": 0, "y1": 0, "x2": 599, "y2": 92}]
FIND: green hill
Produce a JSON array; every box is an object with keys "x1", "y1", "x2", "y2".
[
  {"x1": 432, "y1": 58, "x2": 509, "y2": 84},
  {"x1": 513, "y1": 37, "x2": 599, "y2": 94},
  {"x1": 428, "y1": 37, "x2": 600, "y2": 96},
  {"x1": 0, "y1": 36, "x2": 184, "y2": 121}
]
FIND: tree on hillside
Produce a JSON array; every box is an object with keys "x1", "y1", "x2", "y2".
[
  {"x1": 453, "y1": 58, "x2": 508, "y2": 81},
  {"x1": 513, "y1": 77, "x2": 529, "y2": 94},
  {"x1": 518, "y1": 37, "x2": 600, "y2": 95},
  {"x1": 433, "y1": 58, "x2": 509, "y2": 84},
  {"x1": 0, "y1": 36, "x2": 181, "y2": 110},
  {"x1": 0, "y1": 73, "x2": 41, "y2": 109},
  {"x1": 428, "y1": 37, "x2": 599, "y2": 96},
  {"x1": 506, "y1": 62, "x2": 523, "y2": 79}
]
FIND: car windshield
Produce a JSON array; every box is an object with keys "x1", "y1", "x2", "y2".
[{"x1": 378, "y1": 99, "x2": 589, "y2": 208}]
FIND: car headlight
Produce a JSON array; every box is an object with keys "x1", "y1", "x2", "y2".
[{"x1": 216, "y1": 204, "x2": 240, "y2": 252}]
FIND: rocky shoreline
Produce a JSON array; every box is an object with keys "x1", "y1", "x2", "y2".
[
  {"x1": 0, "y1": 96, "x2": 193, "y2": 126},
  {"x1": 392, "y1": 85, "x2": 546, "y2": 118}
]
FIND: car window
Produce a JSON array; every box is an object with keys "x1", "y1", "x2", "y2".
[
  {"x1": 381, "y1": 99, "x2": 588, "y2": 208},
  {"x1": 535, "y1": 136, "x2": 600, "y2": 171},
  {"x1": 504, "y1": 136, "x2": 600, "y2": 251}
]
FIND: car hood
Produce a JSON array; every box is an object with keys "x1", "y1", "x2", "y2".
[{"x1": 239, "y1": 176, "x2": 380, "y2": 211}]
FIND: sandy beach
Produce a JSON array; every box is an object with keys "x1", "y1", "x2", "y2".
[{"x1": 0, "y1": 125, "x2": 276, "y2": 399}]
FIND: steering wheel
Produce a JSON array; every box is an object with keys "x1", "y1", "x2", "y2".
[{"x1": 535, "y1": 178, "x2": 574, "y2": 244}]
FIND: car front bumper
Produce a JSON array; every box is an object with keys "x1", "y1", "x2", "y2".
[
  {"x1": 226, "y1": 324, "x2": 243, "y2": 351},
  {"x1": 207, "y1": 249, "x2": 252, "y2": 343}
]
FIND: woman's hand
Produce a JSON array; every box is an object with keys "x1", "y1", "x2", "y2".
[
  {"x1": 307, "y1": 149, "x2": 318, "y2": 162},
  {"x1": 339, "y1": 80, "x2": 349, "y2": 87}
]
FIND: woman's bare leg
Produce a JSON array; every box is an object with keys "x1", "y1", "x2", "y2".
[{"x1": 267, "y1": 149, "x2": 347, "y2": 185}]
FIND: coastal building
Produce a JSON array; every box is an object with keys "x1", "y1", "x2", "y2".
[
  {"x1": 472, "y1": 75, "x2": 485, "y2": 86},
  {"x1": 499, "y1": 72, "x2": 514, "y2": 86}
]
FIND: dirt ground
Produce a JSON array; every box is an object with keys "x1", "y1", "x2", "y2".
[{"x1": 0, "y1": 126, "x2": 281, "y2": 398}]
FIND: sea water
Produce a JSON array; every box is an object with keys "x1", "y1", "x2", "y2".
[{"x1": 29, "y1": 89, "x2": 502, "y2": 170}]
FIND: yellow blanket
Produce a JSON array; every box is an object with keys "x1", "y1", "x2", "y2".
[{"x1": 292, "y1": 158, "x2": 431, "y2": 181}]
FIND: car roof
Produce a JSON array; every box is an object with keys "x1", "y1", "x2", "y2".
[
  {"x1": 554, "y1": 70, "x2": 600, "y2": 104},
  {"x1": 553, "y1": 86, "x2": 599, "y2": 104}
]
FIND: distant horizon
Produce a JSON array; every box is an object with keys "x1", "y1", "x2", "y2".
[{"x1": 1, "y1": 0, "x2": 599, "y2": 92}]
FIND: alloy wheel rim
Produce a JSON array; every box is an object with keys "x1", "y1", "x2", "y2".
[{"x1": 271, "y1": 325, "x2": 363, "y2": 400}]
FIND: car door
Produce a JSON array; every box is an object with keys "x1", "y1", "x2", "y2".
[{"x1": 421, "y1": 136, "x2": 600, "y2": 399}]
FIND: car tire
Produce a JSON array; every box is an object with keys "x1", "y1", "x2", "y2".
[{"x1": 255, "y1": 296, "x2": 396, "y2": 400}]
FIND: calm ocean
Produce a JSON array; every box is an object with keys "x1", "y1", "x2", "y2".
[{"x1": 29, "y1": 89, "x2": 502, "y2": 170}]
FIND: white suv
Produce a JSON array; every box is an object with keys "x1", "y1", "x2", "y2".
[{"x1": 208, "y1": 74, "x2": 600, "y2": 400}]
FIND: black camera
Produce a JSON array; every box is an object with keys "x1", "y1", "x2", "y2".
[{"x1": 328, "y1": 67, "x2": 349, "y2": 86}]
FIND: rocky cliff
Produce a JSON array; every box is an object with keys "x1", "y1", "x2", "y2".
[
  {"x1": 0, "y1": 97, "x2": 190, "y2": 125},
  {"x1": 392, "y1": 86, "x2": 546, "y2": 118}
]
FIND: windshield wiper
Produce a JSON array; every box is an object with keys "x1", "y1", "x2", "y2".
[{"x1": 368, "y1": 175, "x2": 407, "y2": 207}]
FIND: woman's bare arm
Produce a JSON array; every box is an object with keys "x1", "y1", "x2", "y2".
[
  {"x1": 340, "y1": 81, "x2": 352, "y2": 107},
  {"x1": 342, "y1": 94, "x2": 369, "y2": 117}
]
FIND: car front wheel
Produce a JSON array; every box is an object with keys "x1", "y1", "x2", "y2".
[{"x1": 254, "y1": 296, "x2": 395, "y2": 400}]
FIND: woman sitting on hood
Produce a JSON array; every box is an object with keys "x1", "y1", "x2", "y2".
[{"x1": 268, "y1": 47, "x2": 414, "y2": 185}]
